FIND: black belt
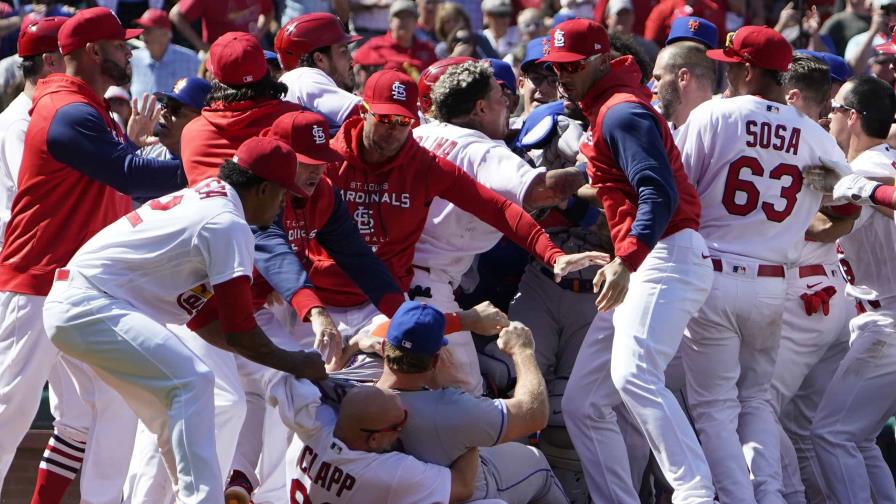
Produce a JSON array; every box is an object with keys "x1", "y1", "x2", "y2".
[{"x1": 539, "y1": 266, "x2": 593, "y2": 293}]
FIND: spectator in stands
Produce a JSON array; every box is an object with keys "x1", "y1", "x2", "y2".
[
  {"x1": 558, "y1": 0, "x2": 594, "y2": 19},
  {"x1": 169, "y1": 0, "x2": 272, "y2": 51},
  {"x1": 416, "y1": 0, "x2": 441, "y2": 43},
  {"x1": 434, "y1": 2, "x2": 498, "y2": 58},
  {"x1": 593, "y1": 0, "x2": 651, "y2": 36},
  {"x1": 819, "y1": 0, "x2": 870, "y2": 56},
  {"x1": 643, "y1": 0, "x2": 726, "y2": 47},
  {"x1": 606, "y1": 0, "x2": 658, "y2": 63},
  {"x1": 482, "y1": 0, "x2": 520, "y2": 57},
  {"x1": 130, "y1": 8, "x2": 200, "y2": 102},
  {"x1": 353, "y1": 1, "x2": 438, "y2": 72},
  {"x1": 505, "y1": 7, "x2": 548, "y2": 67},
  {"x1": 348, "y1": 0, "x2": 391, "y2": 39},
  {"x1": 276, "y1": 0, "x2": 343, "y2": 26},
  {"x1": 844, "y1": 1, "x2": 896, "y2": 74}
]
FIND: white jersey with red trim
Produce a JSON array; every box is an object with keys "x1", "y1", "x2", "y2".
[
  {"x1": 837, "y1": 144, "x2": 896, "y2": 302},
  {"x1": 266, "y1": 373, "x2": 453, "y2": 504},
  {"x1": 65, "y1": 178, "x2": 254, "y2": 325},
  {"x1": 412, "y1": 120, "x2": 544, "y2": 285},
  {"x1": 676, "y1": 96, "x2": 848, "y2": 264}
]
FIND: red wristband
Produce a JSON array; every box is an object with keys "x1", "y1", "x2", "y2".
[{"x1": 871, "y1": 184, "x2": 895, "y2": 208}]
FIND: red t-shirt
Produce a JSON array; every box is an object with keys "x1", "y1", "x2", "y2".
[
  {"x1": 177, "y1": 0, "x2": 273, "y2": 44},
  {"x1": 643, "y1": 0, "x2": 726, "y2": 46}
]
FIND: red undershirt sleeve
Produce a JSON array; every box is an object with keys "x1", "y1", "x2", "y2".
[{"x1": 213, "y1": 275, "x2": 258, "y2": 333}]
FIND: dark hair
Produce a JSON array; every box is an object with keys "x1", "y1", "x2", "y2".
[
  {"x1": 844, "y1": 74, "x2": 896, "y2": 139},
  {"x1": 218, "y1": 159, "x2": 266, "y2": 190},
  {"x1": 660, "y1": 41, "x2": 716, "y2": 86},
  {"x1": 206, "y1": 71, "x2": 287, "y2": 105},
  {"x1": 20, "y1": 55, "x2": 44, "y2": 80},
  {"x1": 782, "y1": 53, "x2": 831, "y2": 109},
  {"x1": 383, "y1": 341, "x2": 436, "y2": 374},
  {"x1": 609, "y1": 32, "x2": 651, "y2": 85},
  {"x1": 299, "y1": 46, "x2": 332, "y2": 69},
  {"x1": 431, "y1": 61, "x2": 493, "y2": 122}
]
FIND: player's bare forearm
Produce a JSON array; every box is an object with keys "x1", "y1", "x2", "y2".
[
  {"x1": 218, "y1": 326, "x2": 326, "y2": 380},
  {"x1": 501, "y1": 350, "x2": 549, "y2": 442},
  {"x1": 805, "y1": 211, "x2": 856, "y2": 242},
  {"x1": 457, "y1": 302, "x2": 509, "y2": 336},
  {"x1": 523, "y1": 168, "x2": 587, "y2": 210},
  {"x1": 576, "y1": 185, "x2": 600, "y2": 205},
  {"x1": 448, "y1": 447, "x2": 478, "y2": 504},
  {"x1": 170, "y1": 6, "x2": 208, "y2": 52}
]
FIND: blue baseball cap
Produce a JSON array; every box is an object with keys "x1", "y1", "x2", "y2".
[
  {"x1": 666, "y1": 16, "x2": 718, "y2": 49},
  {"x1": 386, "y1": 301, "x2": 448, "y2": 355},
  {"x1": 153, "y1": 76, "x2": 212, "y2": 111},
  {"x1": 484, "y1": 58, "x2": 517, "y2": 95},
  {"x1": 551, "y1": 11, "x2": 578, "y2": 27},
  {"x1": 521, "y1": 36, "x2": 550, "y2": 73},
  {"x1": 796, "y1": 49, "x2": 852, "y2": 83}
]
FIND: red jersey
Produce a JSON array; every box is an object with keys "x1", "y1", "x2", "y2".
[
  {"x1": 643, "y1": 0, "x2": 726, "y2": 45},
  {"x1": 315, "y1": 117, "x2": 562, "y2": 308},
  {"x1": 0, "y1": 75, "x2": 131, "y2": 295},
  {"x1": 352, "y1": 33, "x2": 438, "y2": 71},
  {"x1": 579, "y1": 57, "x2": 701, "y2": 270},
  {"x1": 181, "y1": 99, "x2": 304, "y2": 186}
]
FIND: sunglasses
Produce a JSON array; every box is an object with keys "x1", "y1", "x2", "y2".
[
  {"x1": 550, "y1": 54, "x2": 600, "y2": 75},
  {"x1": 360, "y1": 408, "x2": 408, "y2": 434},
  {"x1": 526, "y1": 71, "x2": 559, "y2": 88},
  {"x1": 161, "y1": 100, "x2": 183, "y2": 117},
  {"x1": 830, "y1": 100, "x2": 863, "y2": 115},
  {"x1": 362, "y1": 103, "x2": 414, "y2": 127}
]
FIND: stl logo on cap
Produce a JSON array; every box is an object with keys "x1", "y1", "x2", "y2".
[
  {"x1": 688, "y1": 19, "x2": 700, "y2": 32},
  {"x1": 311, "y1": 125, "x2": 326, "y2": 144},
  {"x1": 554, "y1": 29, "x2": 565, "y2": 47},
  {"x1": 392, "y1": 81, "x2": 407, "y2": 101}
]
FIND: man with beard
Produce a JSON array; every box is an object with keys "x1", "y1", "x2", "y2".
[
  {"x1": 0, "y1": 7, "x2": 186, "y2": 504},
  {"x1": 651, "y1": 40, "x2": 716, "y2": 133},
  {"x1": 276, "y1": 13, "x2": 363, "y2": 133}
]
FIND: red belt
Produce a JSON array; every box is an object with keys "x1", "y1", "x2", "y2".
[
  {"x1": 54, "y1": 268, "x2": 70, "y2": 281},
  {"x1": 711, "y1": 258, "x2": 785, "y2": 277},
  {"x1": 797, "y1": 264, "x2": 827, "y2": 278}
]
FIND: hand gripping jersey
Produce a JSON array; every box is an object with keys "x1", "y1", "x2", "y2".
[
  {"x1": 265, "y1": 373, "x2": 453, "y2": 504},
  {"x1": 65, "y1": 178, "x2": 253, "y2": 325},
  {"x1": 412, "y1": 120, "x2": 545, "y2": 284},
  {"x1": 837, "y1": 144, "x2": 896, "y2": 302},
  {"x1": 676, "y1": 95, "x2": 849, "y2": 265}
]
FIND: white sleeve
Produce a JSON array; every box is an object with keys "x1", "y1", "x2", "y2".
[
  {"x1": 474, "y1": 145, "x2": 545, "y2": 206},
  {"x1": 2, "y1": 118, "x2": 26, "y2": 185},
  {"x1": 674, "y1": 104, "x2": 712, "y2": 187},
  {"x1": 195, "y1": 212, "x2": 254, "y2": 285},
  {"x1": 280, "y1": 69, "x2": 362, "y2": 128},
  {"x1": 264, "y1": 372, "x2": 328, "y2": 439},
  {"x1": 385, "y1": 455, "x2": 452, "y2": 504}
]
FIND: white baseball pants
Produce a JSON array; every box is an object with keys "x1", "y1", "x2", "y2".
[
  {"x1": 44, "y1": 280, "x2": 222, "y2": 504},
  {"x1": 0, "y1": 290, "x2": 135, "y2": 504},
  {"x1": 564, "y1": 229, "x2": 715, "y2": 504},
  {"x1": 812, "y1": 303, "x2": 896, "y2": 504}
]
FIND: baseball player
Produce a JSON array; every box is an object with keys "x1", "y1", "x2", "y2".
[
  {"x1": 43, "y1": 137, "x2": 327, "y2": 504},
  {"x1": 809, "y1": 75, "x2": 896, "y2": 504},
  {"x1": 770, "y1": 54, "x2": 854, "y2": 504},
  {"x1": 412, "y1": 61, "x2": 594, "y2": 393},
  {"x1": 536, "y1": 18, "x2": 715, "y2": 503},
  {"x1": 675, "y1": 26, "x2": 850, "y2": 503},
  {"x1": 267, "y1": 377, "x2": 481, "y2": 504},
  {"x1": 650, "y1": 41, "x2": 716, "y2": 132},
  {"x1": 180, "y1": 31, "x2": 304, "y2": 185},
  {"x1": 375, "y1": 302, "x2": 568, "y2": 503},
  {"x1": 417, "y1": 56, "x2": 477, "y2": 118},
  {"x1": 275, "y1": 13, "x2": 363, "y2": 133},
  {"x1": 0, "y1": 8, "x2": 187, "y2": 503}
]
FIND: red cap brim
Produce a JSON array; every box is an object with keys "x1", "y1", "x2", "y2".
[
  {"x1": 345, "y1": 34, "x2": 363, "y2": 45},
  {"x1": 537, "y1": 51, "x2": 589, "y2": 64},
  {"x1": 366, "y1": 101, "x2": 417, "y2": 118},
  {"x1": 124, "y1": 28, "x2": 144, "y2": 40},
  {"x1": 296, "y1": 147, "x2": 343, "y2": 165},
  {"x1": 705, "y1": 48, "x2": 743, "y2": 64}
]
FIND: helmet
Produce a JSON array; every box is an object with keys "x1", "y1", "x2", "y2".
[
  {"x1": 275, "y1": 13, "x2": 361, "y2": 71},
  {"x1": 417, "y1": 56, "x2": 477, "y2": 115}
]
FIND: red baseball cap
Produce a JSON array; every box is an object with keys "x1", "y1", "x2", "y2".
[
  {"x1": 264, "y1": 111, "x2": 343, "y2": 165},
  {"x1": 57, "y1": 7, "x2": 142, "y2": 56},
  {"x1": 275, "y1": 13, "x2": 362, "y2": 71},
  {"x1": 363, "y1": 69, "x2": 418, "y2": 118},
  {"x1": 538, "y1": 19, "x2": 609, "y2": 64},
  {"x1": 232, "y1": 137, "x2": 304, "y2": 196},
  {"x1": 18, "y1": 16, "x2": 67, "y2": 57},
  {"x1": 706, "y1": 25, "x2": 793, "y2": 72},
  {"x1": 207, "y1": 32, "x2": 268, "y2": 86},
  {"x1": 134, "y1": 8, "x2": 171, "y2": 30}
]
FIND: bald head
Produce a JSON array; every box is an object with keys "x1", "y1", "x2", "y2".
[
  {"x1": 652, "y1": 41, "x2": 716, "y2": 126},
  {"x1": 656, "y1": 41, "x2": 716, "y2": 85},
  {"x1": 335, "y1": 386, "x2": 406, "y2": 452}
]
